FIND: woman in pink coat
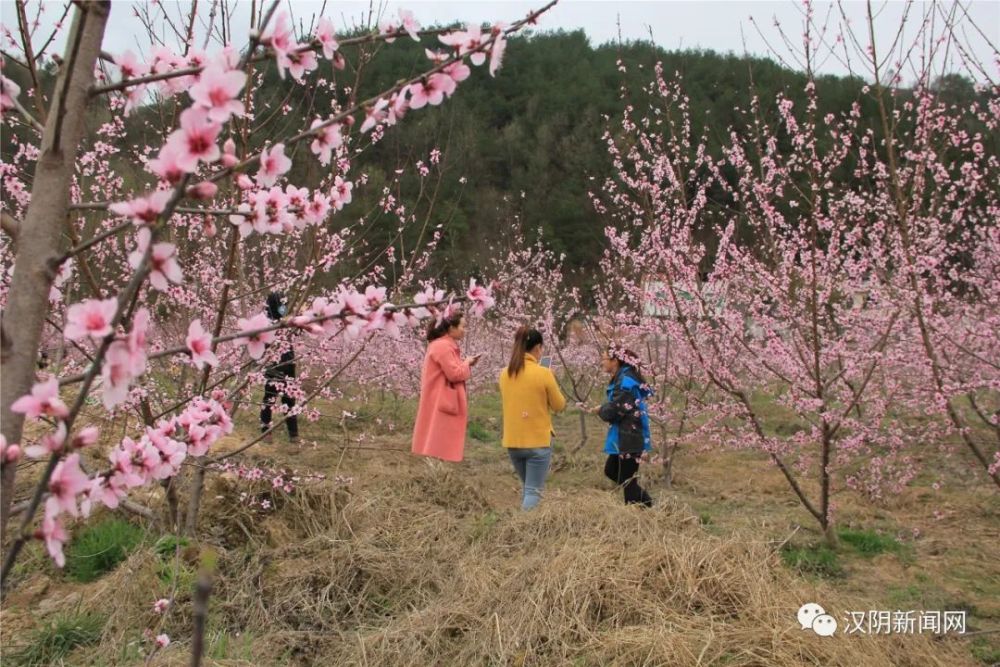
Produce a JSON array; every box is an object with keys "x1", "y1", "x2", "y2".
[{"x1": 411, "y1": 311, "x2": 481, "y2": 462}]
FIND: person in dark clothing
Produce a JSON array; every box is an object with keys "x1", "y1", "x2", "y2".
[
  {"x1": 260, "y1": 291, "x2": 299, "y2": 442},
  {"x1": 594, "y1": 345, "x2": 653, "y2": 507}
]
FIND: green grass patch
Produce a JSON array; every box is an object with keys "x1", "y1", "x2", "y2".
[
  {"x1": 206, "y1": 630, "x2": 255, "y2": 660},
  {"x1": 469, "y1": 510, "x2": 501, "y2": 541},
  {"x1": 885, "y1": 583, "x2": 924, "y2": 607},
  {"x1": 8, "y1": 612, "x2": 104, "y2": 666},
  {"x1": 156, "y1": 558, "x2": 197, "y2": 590},
  {"x1": 467, "y1": 420, "x2": 497, "y2": 443},
  {"x1": 64, "y1": 518, "x2": 145, "y2": 583},
  {"x1": 837, "y1": 528, "x2": 903, "y2": 557},
  {"x1": 970, "y1": 637, "x2": 1000, "y2": 664},
  {"x1": 153, "y1": 533, "x2": 190, "y2": 558},
  {"x1": 780, "y1": 543, "x2": 844, "y2": 578}
]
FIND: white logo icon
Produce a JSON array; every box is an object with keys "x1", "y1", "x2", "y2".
[
  {"x1": 812, "y1": 614, "x2": 838, "y2": 636},
  {"x1": 798, "y1": 602, "x2": 837, "y2": 636}
]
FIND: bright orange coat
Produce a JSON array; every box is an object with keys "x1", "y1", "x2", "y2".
[{"x1": 411, "y1": 336, "x2": 472, "y2": 462}]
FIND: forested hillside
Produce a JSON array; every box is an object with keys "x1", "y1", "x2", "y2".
[{"x1": 3, "y1": 28, "x2": 985, "y2": 286}]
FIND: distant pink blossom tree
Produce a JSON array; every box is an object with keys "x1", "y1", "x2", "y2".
[{"x1": 593, "y1": 5, "x2": 998, "y2": 543}]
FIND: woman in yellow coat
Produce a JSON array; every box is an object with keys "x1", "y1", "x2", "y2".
[{"x1": 498, "y1": 326, "x2": 566, "y2": 509}]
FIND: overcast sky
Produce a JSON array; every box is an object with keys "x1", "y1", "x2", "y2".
[{"x1": 7, "y1": 1, "x2": 999, "y2": 81}]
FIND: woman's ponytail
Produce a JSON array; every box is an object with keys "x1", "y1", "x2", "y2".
[{"x1": 507, "y1": 326, "x2": 543, "y2": 377}]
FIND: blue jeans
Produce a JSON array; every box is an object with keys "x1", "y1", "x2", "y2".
[{"x1": 507, "y1": 447, "x2": 552, "y2": 510}]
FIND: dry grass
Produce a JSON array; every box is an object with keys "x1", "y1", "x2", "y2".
[
  {"x1": 5, "y1": 458, "x2": 979, "y2": 666},
  {"x1": 1, "y1": 396, "x2": 996, "y2": 666}
]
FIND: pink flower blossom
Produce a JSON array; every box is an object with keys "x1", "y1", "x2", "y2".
[
  {"x1": 261, "y1": 11, "x2": 294, "y2": 56},
  {"x1": 466, "y1": 278, "x2": 495, "y2": 315},
  {"x1": 23, "y1": 422, "x2": 67, "y2": 460},
  {"x1": 489, "y1": 25, "x2": 508, "y2": 77},
  {"x1": 1, "y1": 74, "x2": 21, "y2": 112},
  {"x1": 337, "y1": 287, "x2": 370, "y2": 317},
  {"x1": 3, "y1": 444, "x2": 21, "y2": 463},
  {"x1": 155, "y1": 634, "x2": 170, "y2": 649},
  {"x1": 11, "y1": 379, "x2": 69, "y2": 420},
  {"x1": 186, "y1": 319, "x2": 218, "y2": 369},
  {"x1": 236, "y1": 313, "x2": 276, "y2": 359},
  {"x1": 443, "y1": 61, "x2": 471, "y2": 84},
  {"x1": 310, "y1": 119, "x2": 342, "y2": 166},
  {"x1": 82, "y1": 476, "x2": 118, "y2": 514},
  {"x1": 164, "y1": 106, "x2": 222, "y2": 172},
  {"x1": 147, "y1": 429, "x2": 186, "y2": 479},
  {"x1": 408, "y1": 75, "x2": 452, "y2": 109},
  {"x1": 364, "y1": 285, "x2": 387, "y2": 308},
  {"x1": 398, "y1": 8, "x2": 422, "y2": 40},
  {"x1": 39, "y1": 511, "x2": 68, "y2": 567},
  {"x1": 72, "y1": 426, "x2": 100, "y2": 449},
  {"x1": 360, "y1": 98, "x2": 389, "y2": 133},
  {"x1": 101, "y1": 342, "x2": 135, "y2": 409},
  {"x1": 315, "y1": 17, "x2": 339, "y2": 59},
  {"x1": 109, "y1": 190, "x2": 172, "y2": 226},
  {"x1": 425, "y1": 48, "x2": 448, "y2": 65},
  {"x1": 2, "y1": 434, "x2": 18, "y2": 462},
  {"x1": 304, "y1": 192, "x2": 331, "y2": 226},
  {"x1": 129, "y1": 228, "x2": 183, "y2": 291},
  {"x1": 153, "y1": 599, "x2": 170, "y2": 614},
  {"x1": 330, "y1": 176, "x2": 353, "y2": 210},
  {"x1": 189, "y1": 63, "x2": 246, "y2": 122},
  {"x1": 256, "y1": 143, "x2": 292, "y2": 187},
  {"x1": 99, "y1": 307, "x2": 148, "y2": 410},
  {"x1": 122, "y1": 83, "x2": 148, "y2": 116},
  {"x1": 109, "y1": 438, "x2": 144, "y2": 487},
  {"x1": 49, "y1": 259, "x2": 73, "y2": 304},
  {"x1": 186, "y1": 181, "x2": 218, "y2": 200},
  {"x1": 440, "y1": 23, "x2": 486, "y2": 65},
  {"x1": 48, "y1": 453, "x2": 90, "y2": 518},
  {"x1": 367, "y1": 305, "x2": 409, "y2": 337},
  {"x1": 125, "y1": 308, "x2": 150, "y2": 376},
  {"x1": 150, "y1": 46, "x2": 191, "y2": 96},
  {"x1": 114, "y1": 49, "x2": 148, "y2": 80},
  {"x1": 221, "y1": 137, "x2": 239, "y2": 167},
  {"x1": 379, "y1": 18, "x2": 400, "y2": 43},
  {"x1": 147, "y1": 141, "x2": 187, "y2": 184},
  {"x1": 64, "y1": 297, "x2": 118, "y2": 341},
  {"x1": 387, "y1": 90, "x2": 409, "y2": 126},
  {"x1": 278, "y1": 48, "x2": 318, "y2": 83}
]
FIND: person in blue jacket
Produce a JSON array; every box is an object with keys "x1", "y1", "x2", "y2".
[{"x1": 594, "y1": 345, "x2": 653, "y2": 507}]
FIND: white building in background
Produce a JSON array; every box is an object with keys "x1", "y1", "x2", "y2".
[
  {"x1": 641, "y1": 279, "x2": 728, "y2": 319},
  {"x1": 642, "y1": 278, "x2": 772, "y2": 342}
]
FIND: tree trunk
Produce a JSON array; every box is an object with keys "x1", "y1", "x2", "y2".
[
  {"x1": 660, "y1": 427, "x2": 674, "y2": 489},
  {"x1": 0, "y1": 1, "x2": 111, "y2": 543}
]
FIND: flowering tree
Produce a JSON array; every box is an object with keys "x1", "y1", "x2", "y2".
[
  {"x1": 593, "y1": 4, "x2": 998, "y2": 542},
  {"x1": 0, "y1": 0, "x2": 556, "y2": 598}
]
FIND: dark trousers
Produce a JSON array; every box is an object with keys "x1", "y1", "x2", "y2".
[
  {"x1": 604, "y1": 454, "x2": 652, "y2": 507},
  {"x1": 261, "y1": 379, "x2": 298, "y2": 438}
]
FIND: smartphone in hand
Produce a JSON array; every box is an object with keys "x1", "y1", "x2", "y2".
[{"x1": 540, "y1": 356, "x2": 552, "y2": 368}]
